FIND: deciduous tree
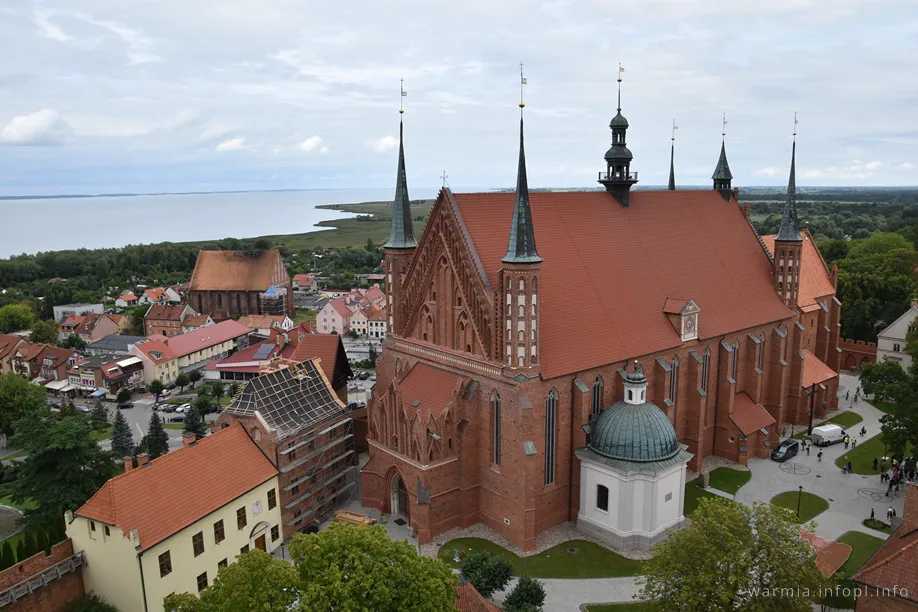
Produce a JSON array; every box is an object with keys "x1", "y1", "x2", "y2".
[
  {"x1": 116, "y1": 387, "x2": 132, "y2": 404},
  {"x1": 63, "y1": 333, "x2": 86, "y2": 351},
  {"x1": 175, "y1": 373, "x2": 189, "y2": 393},
  {"x1": 0, "y1": 303, "x2": 34, "y2": 333},
  {"x1": 110, "y1": 410, "x2": 135, "y2": 460},
  {"x1": 0, "y1": 372, "x2": 48, "y2": 437},
  {"x1": 860, "y1": 359, "x2": 908, "y2": 403},
  {"x1": 148, "y1": 379, "x2": 164, "y2": 402},
  {"x1": 28, "y1": 319, "x2": 59, "y2": 345},
  {"x1": 289, "y1": 523, "x2": 456, "y2": 611},
  {"x1": 187, "y1": 370, "x2": 202, "y2": 388},
  {"x1": 503, "y1": 576, "x2": 546, "y2": 612},
  {"x1": 462, "y1": 551, "x2": 514, "y2": 598}
]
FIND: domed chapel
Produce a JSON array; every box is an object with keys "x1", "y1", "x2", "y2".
[{"x1": 361, "y1": 76, "x2": 840, "y2": 552}]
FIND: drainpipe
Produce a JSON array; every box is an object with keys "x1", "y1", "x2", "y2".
[{"x1": 137, "y1": 553, "x2": 149, "y2": 612}]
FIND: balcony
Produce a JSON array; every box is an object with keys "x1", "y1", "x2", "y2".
[{"x1": 598, "y1": 170, "x2": 639, "y2": 182}]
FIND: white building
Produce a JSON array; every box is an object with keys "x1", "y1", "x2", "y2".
[
  {"x1": 575, "y1": 363, "x2": 692, "y2": 551},
  {"x1": 52, "y1": 303, "x2": 104, "y2": 322},
  {"x1": 877, "y1": 302, "x2": 918, "y2": 370}
]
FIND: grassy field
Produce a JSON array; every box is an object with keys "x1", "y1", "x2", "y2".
[
  {"x1": 163, "y1": 423, "x2": 185, "y2": 430},
  {"x1": 862, "y1": 518, "x2": 892, "y2": 534},
  {"x1": 92, "y1": 425, "x2": 113, "y2": 442},
  {"x1": 293, "y1": 309, "x2": 317, "y2": 326},
  {"x1": 0, "y1": 491, "x2": 38, "y2": 512},
  {"x1": 771, "y1": 491, "x2": 829, "y2": 523},
  {"x1": 873, "y1": 401, "x2": 897, "y2": 414},
  {"x1": 437, "y1": 538, "x2": 644, "y2": 579},
  {"x1": 707, "y1": 468, "x2": 752, "y2": 495},
  {"x1": 586, "y1": 604, "x2": 658, "y2": 611},
  {"x1": 834, "y1": 435, "x2": 911, "y2": 474},
  {"x1": 823, "y1": 530, "x2": 886, "y2": 609},
  {"x1": 684, "y1": 478, "x2": 727, "y2": 516},
  {"x1": 793, "y1": 410, "x2": 863, "y2": 439}
]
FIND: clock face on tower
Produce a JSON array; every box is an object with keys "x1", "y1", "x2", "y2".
[{"x1": 685, "y1": 316, "x2": 695, "y2": 332}]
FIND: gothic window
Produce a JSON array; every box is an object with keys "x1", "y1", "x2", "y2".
[
  {"x1": 532, "y1": 277, "x2": 538, "y2": 293},
  {"x1": 235, "y1": 294, "x2": 241, "y2": 313},
  {"x1": 531, "y1": 329, "x2": 536, "y2": 341},
  {"x1": 669, "y1": 356, "x2": 679, "y2": 403},
  {"x1": 395, "y1": 358, "x2": 401, "y2": 373},
  {"x1": 518, "y1": 330, "x2": 524, "y2": 342},
  {"x1": 545, "y1": 389, "x2": 558, "y2": 485},
  {"x1": 757, "y1": 333, "x2": 765, "y2": 370},
  {"x1": 731, "y1": 340, "x2": 740, "y2": 381},
  {"x1": 457, "y1": 296, "x2": 462, "y2": 307},
  {"x1": 519, "y1": 305, "x2": 524, "y2": 317},
  {"x1": 466, "y1": 344, "x2": 472, "y2": 352},
  {"x1": 591, "y1": 376, "x2": 603, "y2": 416},
  {"x1": 701, "y1": 347, "x2": 710, "y2": 393},
  {"x1": 519, "y1": 356, "x2": 524, "y2": 367},
  {"x1": 217, "y1": 294, "x2": 223, "y2": 308},
  {"x1": 492, "y1": 392, "x2": 501, "y2": 466},
  {"x1": 519, "y1": 279, "x2": 525, "y2": 291}
]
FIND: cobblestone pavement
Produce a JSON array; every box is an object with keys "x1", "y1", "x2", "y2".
[{"x1": 493, "y1": 577, "x2": 642, "y2": 612}]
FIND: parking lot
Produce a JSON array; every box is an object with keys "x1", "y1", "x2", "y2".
[{"x1": 347, "y1": 369, "x2": 375, "y2": 407}]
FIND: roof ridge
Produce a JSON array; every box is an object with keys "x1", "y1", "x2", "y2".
[{"x1": 858, "y1": 528, "x2": 918, "y2": 575}]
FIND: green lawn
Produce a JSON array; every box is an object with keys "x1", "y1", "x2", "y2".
[
  {"x1": 707, "y1": 468, "x2": 751, "y2": 495},
  {"x1": 873, "y1": 401, "x2": 897, "y2": 414},
  {"x1": 437, "y1": 538, "x2": 644, "y2": 578},
  {"x1": 1, "y1": 449, "x2": 27, "y2": 462},
  {"x1": 793, "y1": 410, "x2": 863, "y2": 439},
  {"x1": 822, "y1": 531, "x2": 886, "y2": 609},
  {"x1": 834, "y1": 435, "x2": 911, "y2": 474},
  {"x1": 92, "y1": 425, "x2": 113, "y2": 442},
  {"x1": 293, "y1": 309, "x2": 317, "y2": 326},
  {"x1": 163, "y1": 423, "x2": 185, "y2": 430},
  {"x1": 770, "y1": 491, "x2": 829, "y2": 523},
  {"x1": 0, "y1": 492, "x2": 38, "y2": 512},
  {"x1": 862, "y1": 518, "x2": 892, "y2": 534},
  {"x1": 586, "y1": 604, "x2": 658, "y2": 611},
  {"x1": 684, "y1": 479, "x2": 724, "y2": 516}
]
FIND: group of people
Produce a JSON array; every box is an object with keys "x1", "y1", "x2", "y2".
[{"x1": 875, "y1": 455, "x2": 916, "y2": 497}]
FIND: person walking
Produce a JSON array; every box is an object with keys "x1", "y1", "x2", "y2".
[
  {"x1": 860, "y1": 426, "x2": 867, "y2": 436},
  {"x1": 846, "y1": 390, "x2": 850, "y2": 401},
  {"x1": 817, "y1": 450, "x2": 823, "y2": 462},
  {"x1": 806, "y1": 444, "x2": 811, "y2": 456},
  {"x1": 853, "y1": 437, "x2": 858, "y2": 448},
  {"x1": 844, "y1": 436, "x2": 850, "y2": 449},
  {"x1": 871, "y1": 508, "x2": 875, "y2": 520},
  {"x1": 873, "y1": 457, "x2": 879, "y2": 471},
  {"x1": 848, "y1": 460, "x2": 853, "y2": 474},
  {"x1": 888, "y1": 507, "x2": 894, "y2": 521}
]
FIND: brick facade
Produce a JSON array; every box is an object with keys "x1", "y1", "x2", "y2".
[
  {"x1": 0, "y1": 540, "x2": 84, "y2": 612},
  {"x1": 839, "y1": 338, "x2": 877, "y2": 371}
]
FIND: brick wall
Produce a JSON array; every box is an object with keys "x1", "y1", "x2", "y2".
[
  {"x1": 839, "y1": 338, "x2": 877, "y2": 371},
  {"x1": 0, "y1": 539, "x2": 84, "y2": 612},
  {"x1": 857, "y1": 586, "x2": 918, "y2": 612}
]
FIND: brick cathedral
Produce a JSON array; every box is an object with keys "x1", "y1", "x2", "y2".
[{"x1": 361, "y1": 92, "x2": 841, "y2": 551}]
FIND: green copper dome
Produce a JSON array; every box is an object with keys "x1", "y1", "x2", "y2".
[{"x1": 588, "y1": 399, "x2": 680, "y2": 462}]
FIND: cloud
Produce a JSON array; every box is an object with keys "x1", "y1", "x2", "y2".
[
  {"x1": 865, "y1": 161, "x2": 883, "y2": 170},
  {"x1": 0, "y1": 109, "x2": 72, "y2": 146},
  {"x1": 214, "y1": 137, "x2": 247, "y2": 152},
  {"x1": 754, "y1": 167, "x2": 780, "y2": 177},
  {"x1": 297, "y1": 135, "x2": 329, "y2": 154},
  {"x1": 33, "y1": 10, "x2": 72, "y2": 42},
  {"x1": 897, "y1": 162, "x2": 916, "y2": 170},
  {"x1": 369, "y1": 135, "x2": 399, "y2": 153}
]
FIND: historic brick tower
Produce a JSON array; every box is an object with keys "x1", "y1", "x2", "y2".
[
  {"x1": 384, "y1": 110, "x2": 418, "y2": 336},
  {"x1": 773, "y1": 139, "x2": 803, "y2": 308}
]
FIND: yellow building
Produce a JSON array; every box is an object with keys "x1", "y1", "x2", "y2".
[
  {"x1": 66, "y1": 424, "x2": 281, "y2": 612},
  {"x1": 130, "y1": 339, "x2": 180, "y2": 387}
]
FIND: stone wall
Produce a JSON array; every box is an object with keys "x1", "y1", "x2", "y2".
[
  {"x1": 839, "y1": 338, "x2": 877, "y2": 371},
  {"x1": 0, "y1": 539, "x2": 84, "y2": 612}
]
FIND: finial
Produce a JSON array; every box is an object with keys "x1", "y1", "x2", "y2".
[
  {"x1": 722, "y1": 112, "x2": 727, "y2": 140},
  {"x1": 399, "y1": 79, "x2": 406, "y2": 114},
  {"x1": 617, "y1": 63, "x2": 624, "y2": 111},
  {"x1": 672, "y1": 119, "x2": 678, "y2": 141},
  {"x1": 519, "y1": 62, "x2": 526, "y2": 110},
  {"x1": 440, "y1": 170, "x2": 449, "y2": 188},
  {"x1": 793, "y1": 111, "x2": 798, "y2": 139}
]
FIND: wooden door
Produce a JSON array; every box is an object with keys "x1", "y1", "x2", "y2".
[{"x1": 255, "y1": 534, "x2": 266, "y2": 552}]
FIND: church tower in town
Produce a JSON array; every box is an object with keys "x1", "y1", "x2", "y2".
[
  {"x1": 502, "y1": 87, "x2": 542, "y2": 371},
  {"x1": 598, "y1": 68, "x2": 638, "y2": 207},
  {"x1": 712, "y1": 115, "x2": 733, "y2": 200},
  {"x1": 773, "y1": 129, "x2": 803, "y2": 308},
  {"x1": 384, "y1": 94, "x2": 418, "y2": 336}
]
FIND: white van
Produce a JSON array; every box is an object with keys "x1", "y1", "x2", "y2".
[{"x1": 811, "y1": 424, "x2": 846, "y2": 446}]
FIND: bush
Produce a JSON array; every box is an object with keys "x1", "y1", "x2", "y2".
[
  {"x1": 462, "y1": 552, "x2": 513, "y2": 598},
  {"x1": 64, "y1": 594, "x2": 118, "y2": 612},
  {"x1": 504, "y1": 576, "x2": 546, "y2": 612}
]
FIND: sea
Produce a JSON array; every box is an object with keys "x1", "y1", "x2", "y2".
[{"x1": 0, "y1": 188, "x2": 442, "y2": 259}]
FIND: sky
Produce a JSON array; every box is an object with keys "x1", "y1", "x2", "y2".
[{"x1": 1, "y1": 0, "x2": 917, "y2": 196}]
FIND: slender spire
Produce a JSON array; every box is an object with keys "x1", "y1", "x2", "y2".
[
  {"x1": 668, "y1": 119, "x2": 677, "y2": 190},
  {"x1": 712, "y1": 114, "x2": 732, "y2": 199},
  {"x1": 776, "y1": 115, "x2": 802, "y2": 242},
  {"x1": 503, "y1": 70, "x2": 541, "y2": 264},
  {"x1": 384, "y1": 81, "x2": 417, "y2": 250}
]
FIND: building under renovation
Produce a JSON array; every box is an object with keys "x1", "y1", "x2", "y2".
[{"x1": 214, "y1": 360, "x2": 356, "y2": 537}]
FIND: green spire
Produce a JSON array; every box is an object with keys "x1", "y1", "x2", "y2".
[
  {"x1": 503, "y1": 117, "x2": 542, "y2": 264},
  {"x1": 384, "y1": 119, "x2": 417, "y2": 249},
  {"x1": 775, "y1": 140, "x2": 802, "y2": 242},
  {"x1": 668, "y1": 142, "x2": 676, "y2": 191}
]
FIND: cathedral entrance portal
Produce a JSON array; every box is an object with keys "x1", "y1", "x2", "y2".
[{"x1": 389, "y1": 474, "x2": 409, "y2": 520}]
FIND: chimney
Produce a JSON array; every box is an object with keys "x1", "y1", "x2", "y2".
[
  {"x1": 743, "y1": 202, "x2": 751, "y2": 221},
  {"x1": 183, "y1": 432, "x2": 196, "y2": 448},
  {"x1": 269, "y1": 327, "x2": 279, "y2": 343},
  {"x1": 137, "y1": 453, "x2": 150, "y2": 467},
  {"x1": 903, "y1": 482, "x2": 918, "y2": 531},
  {"x1": 278, "y1": 333, "x2": 286, "y2": 352},
  {"x1": 123, "y1": 456, "x2": 134, "y2": 472}
]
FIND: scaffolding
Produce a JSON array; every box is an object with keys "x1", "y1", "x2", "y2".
[{"x1": 259, "y1": 285, "x2": 288, "y2": 316}]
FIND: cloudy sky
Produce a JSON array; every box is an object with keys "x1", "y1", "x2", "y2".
[{"x1": 1, "y1": 0, "x2": 917, "y2": 196}]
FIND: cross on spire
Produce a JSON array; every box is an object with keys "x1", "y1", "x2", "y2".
[
  {"x1": 440, "y1": 170, "x2": 449, "y2": 188},
  {"x1": 722, "y1": 112, "x2": 727, "y2": 141}
]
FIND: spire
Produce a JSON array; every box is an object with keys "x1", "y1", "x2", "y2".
[
  {"x1": 712, "y1": 142, "x2": 733, "y2": 181},
  {"x1": 668, "y1": 119, "x2": 677, "y2": 191},
  {"x1": 776, "y1": 124, "x2": 802, "y2": 242},
  {"x1": 599, "y1": 64, "x2": 638, "y2": 206},
  {"x1": 503, "y1": 68, "x2": 541, "y2": 264},
  {"x1": 384, "y1": 81, "x2": 417, "y2": 250}
]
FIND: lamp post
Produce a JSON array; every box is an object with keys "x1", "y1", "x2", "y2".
[
  {"x1": 807, "y1": 383, "x2": 817, "y2": 436},
  {"x1": 797, "y1": 485, "x2": 803, "y2": 520}
]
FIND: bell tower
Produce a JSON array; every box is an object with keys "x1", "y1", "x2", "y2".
[
  {"x1": 773, "y1": 118, "x2": 803, "y2": 309},
  {"x1": 598, "y1": 64, "x2": 638, "y2": 207},
  {"x1": 712, "y1": 113, "x2": 733, "y2": 200}
]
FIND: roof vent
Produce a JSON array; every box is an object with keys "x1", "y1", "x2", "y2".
[{"x1": 411, "y1": 400, "x2": 421, "y2": 407}]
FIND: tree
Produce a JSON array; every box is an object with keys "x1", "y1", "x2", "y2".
[
  {"x1": 146, "y1": 412, "x2": 170, "y2": 459},
  {"x1": 89, "y1": 400, "x2": 108, "y2": 430},
  {"x1": 163, "y1": 549, "x2": 299, "y2": 612},
  {"x1": 289, "y1": 523, "x2": 456, "y2": 611},
  {"x1": 10, "y1": 414, "x2": 113, "y2": 528},
  {"x1": 15, "y1": 539, "x2": 25, "y2": 564},
  {"x1": 504, "y1": 576, "x2": 546, "y2": 612},
  {"x1": 210, "y1": 381, "x2": 225, "y2": 403},
  {"x1": 63, "y1": 333, "x2": 86, "y2": 351},
  {"x1": 0, "y1": 541, "x2": 15, "y2": 570},
  {"x1": 63, "y1": 594, "x2": 118, "y2": 612},
  {"x1": 183, "y1": 406, "x2": 206, "y2": 439},
  {"x1": 860, "y1": 359, "x2": 908, "y2": 403},
  {"x1": 110, "y1": 410, "x2": 135, "y2": 459},
  {"x1": 23, "y1": 530, "x2": 38, "y2": 558},
  {"x1": 192, "y1": 391, "x2": 213, "y2": 416},
  {"x1": 175, "y1": 373, "x2": 189, "y2": 393},
  {"x1": 187, "y1": 370, "x2": 202, "y2": 388},
  {"x1": 0, "y1": 303, "x2": 35, "y2": 333},
  {"x1": 228, "y1": 382, "x2": 240, "y2": 398},
  {"x1": 0, "y1": 372, "x2": 48, "y2": 438},
  {"x1": 462, "y1": 551, "x2": 513, "y2": 598},
  {"x1": 36, "y1": 528, "x2": 49, "y2": 555},
  {"x1": 638, "y1": 498, "x2": 829, "y2": 612},
  {"x1": 347, "y1": 329, "x2": 358, "y2": 339},
  {"x1": 148, "y1": 379, "x2": 165, "y2": 402},
  {"x1": 127, "y1": 304, "x2": 151, "y2": 335},
  {"x1": 116, "y1": 387, "x2": 132, "y2": 404},
  {"x1": 29, "y1": 319, "x2": 59, "y2": 345}
]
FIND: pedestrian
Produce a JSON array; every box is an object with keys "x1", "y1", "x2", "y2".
[
  {"x1": 817, "y1": 450, "x2": 823, "y2": 462},
  {"x1": 848, "y1": 460, "x2": 853, "y2": 474},
  {"x1": 893, "y1": 458, "x2": 899, "y2": 468},
  {"x1": 860, "y1": 426, "x2": 867, "y2": 436},
  {"x1": 806, "y1": 444, "x2": 811, "y2": 456},
  {"x1": 845, "y1": 436, "x2": 850, "y2": 449},
  {"x1": 843, "y1": 464, "x2": 848, "y2": 475},
  {"x1": 871, "y1": 508, "x2": 875, "y2": 520},
  {"x1": 888, "y1": 482, "x2": 894, "y2": 496},
  {"x1": 853, "y1": 437, "x2": 858, "y2": 448},
  {"x1": 895, "y1": 483, "x2": 900, "y2": 496},
  {"x1": 846, "y1": 390, "x2": 850, "y2": 400},
  {"x1": 873, "y1": 457, "x2": 879, "y2": 471},
  {"x1": 882, "y1": 459, "x2": 888, "y2": 472},
  {"x1": 888, "y1": 507, "x2": 894, "y2": 521}
]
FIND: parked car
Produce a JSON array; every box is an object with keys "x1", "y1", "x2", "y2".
[
  {"x1": 168, "y1": 415, "x2": 185, "y2": 423},
  {"x1": 158, "y1": 403, "x2": 175, "y2": 413},
  {"x1": 347, "y1": 382, "x2": 358, "y2": 391},
  {"x1": 117, "y1": 401, "x2": 134, "y2": 410},
  {"x1": 347, "y1": 402, "x2": 359, "y2": 410},
  {"x1": 175, "y1": 403, "x2": 190, "y2": 413},
  {"x1": 811, "y1": 424, "x2": 846, "y2": 446},
  {"x1": 358, "y1": 371, "x2": 371, "y2": 380},
  {"x1": 370, "y1": 373, "x2": 376, "y2": 381},
  {"x1": 770, "y1": 439, "x2": 799, "y2": 463},
  {"x1": 77, "y1": 405, "x2": 91, "y2": 414}
]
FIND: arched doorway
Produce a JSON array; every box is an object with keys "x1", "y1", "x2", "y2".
[
  {"x1": 249, "y1": 521, "x2": 271, "y2": 552},
  {"x1": 844, "y1": 354, "x2": 857, "y2": 371},
  {"x1": 389, "y1": 473, "x2": 409, "y2": 520}
]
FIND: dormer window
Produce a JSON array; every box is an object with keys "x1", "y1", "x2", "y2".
[{"x1": 663, "y1": 298, "x2": 700, "y2": 342}]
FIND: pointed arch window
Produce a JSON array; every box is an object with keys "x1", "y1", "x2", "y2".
[
  {"x1": 518, "y1": 305, "x2": 525, "y2": 317},
  {"x1": 731, "y1": 340, "x2": 740, "y2": 381},
  {"x1": 591, "y1": 377, "x2": 603, "y2": 416},
  {"x1": 545, "y1": 390, "x2": 558, "y2": 485},
  {"x1": 669, "y1": 356, "x2": 679, "y2": 403},
  {"x1": 757, "y1": 333, "x2": 766, "y2": 370},
  {"x1": 518, "y1": 330, "x2": 525, "y2": 342},
  {"x1": 701, "y1": 347, "x2": 710, "y2": 393},
  {"x1": 491, "y1": 392, "x2": 501, "y2": 466},
  {"x1": 519, "y1": 279, "x2": 525, "y2": 291}
]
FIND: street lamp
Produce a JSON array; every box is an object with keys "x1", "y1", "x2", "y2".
[{"x1": 797, "y1": 485, "x2": 803, "y2": 520}]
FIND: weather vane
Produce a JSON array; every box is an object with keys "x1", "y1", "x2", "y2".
[
  {"x1": 617, "y1": 63, "x2": 625, "y2": 111},
  {"x1": 722, "y1": 112, "x2": 727, "y2": 140},
  {"x1": 672, "y1": 119, "x2": 678, "y2": 141},
  {"x1": 400, "y1": 79, "x2": 407, "y2": 114},
  {"x1": 519, "y1": 62, "x2": 527, "y2": 110},
  {"x1": 793, "y1": 112, "x2": 798, "y2": 138}
]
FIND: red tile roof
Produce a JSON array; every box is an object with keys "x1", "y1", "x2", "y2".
[
  {"x1": 801, "y1": 349, "x2": 837, "y2": 388},
  {"x1": 181, "y1": 314, "x2": 211, "y2": 328},
  {"x1": 399, "y1": 363, "x2": 465, "y2": 423},
  {"x1": 287, "y1": 334, "x2": 341, "y2": 383},
  {"x1": 364, "y1": 285, "x2": 385, "y2": 302},
  {"x1": 729, "y1": 392, "x2": 776, "y2": 436},
  {"x1": 237, "y1": 314, "x2": 285, "y2": 330},
  {"x1": 453, "y1": 190, "x2": 794, "y2": 378},
  {"x1": 853, "y1": 491, "x2": 918, "y2": 600},
  {"x1": 454, "y1": 577, "x2": 501, "y2": 612},
  {"x1": 118, "y1": 292, "x2": 137, "y2": 301},
  {"x1": 135, "y1": 340, "x2": 177, "y2": 364},
  {"x1": 105, "y1": 313, "x2": 125, "y2": 326},
  {"x1": 362, "y1": 303, "x2": 387, "y2": 321},
  {"x1": 145, "y1": 304, "x2": 187, "y2": 321},
  {"x1": 162, "y1": 320, "x2": 251, "y2": 357},
  {"x1": 327, "y1": 297, "x2": 353, "y2": 318},
  {"x1": 189, "y1": 250, "x2": 286, "y2": 292},
  {"x1": 30, "y1": 344, "x2": 75, "y2": 365},
  {"x1": 75, "y1": 423, "x2": 277, "y2": 552},
  {"x1": 60, "y1": 316, "x2": 85, "y2": 331},
  {"x1": 761, "y1": 230, "x2": 836, "y2": 310},
  {"x1": 144, "y1": 287, "x2": 168, "y2": 302},
  {"x1": 293, "y1": 273, "x2": 314, "y2": 285},
  {"x1": 0, "y1": 334, "x2": 22, "y2": 361}
]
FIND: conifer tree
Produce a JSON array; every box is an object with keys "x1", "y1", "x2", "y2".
[
  {"x1": 183, "y1": 406, "x2": 207, "y2": 440},
  {"x1": 90, "y1": 399, "x2": 108, "y2": 430},
  {"x1": 147, "y1": 412, "x2": 169, "y2": 459},
  {"x1": 0, "y1": 541, "x2": 15, "y2": 570},
  {"x1": 15, "y1": 539, "x2": 25, "y2": 563},
  {"x1": 23, "y1": 531, "x2": 37, "y2": 558},
  {"x1": 111, "y1": 410, "x2": 135, "y2": 460},
  {"x1": 35, "y1": 529, "x2": 49, "y2": 555}
]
